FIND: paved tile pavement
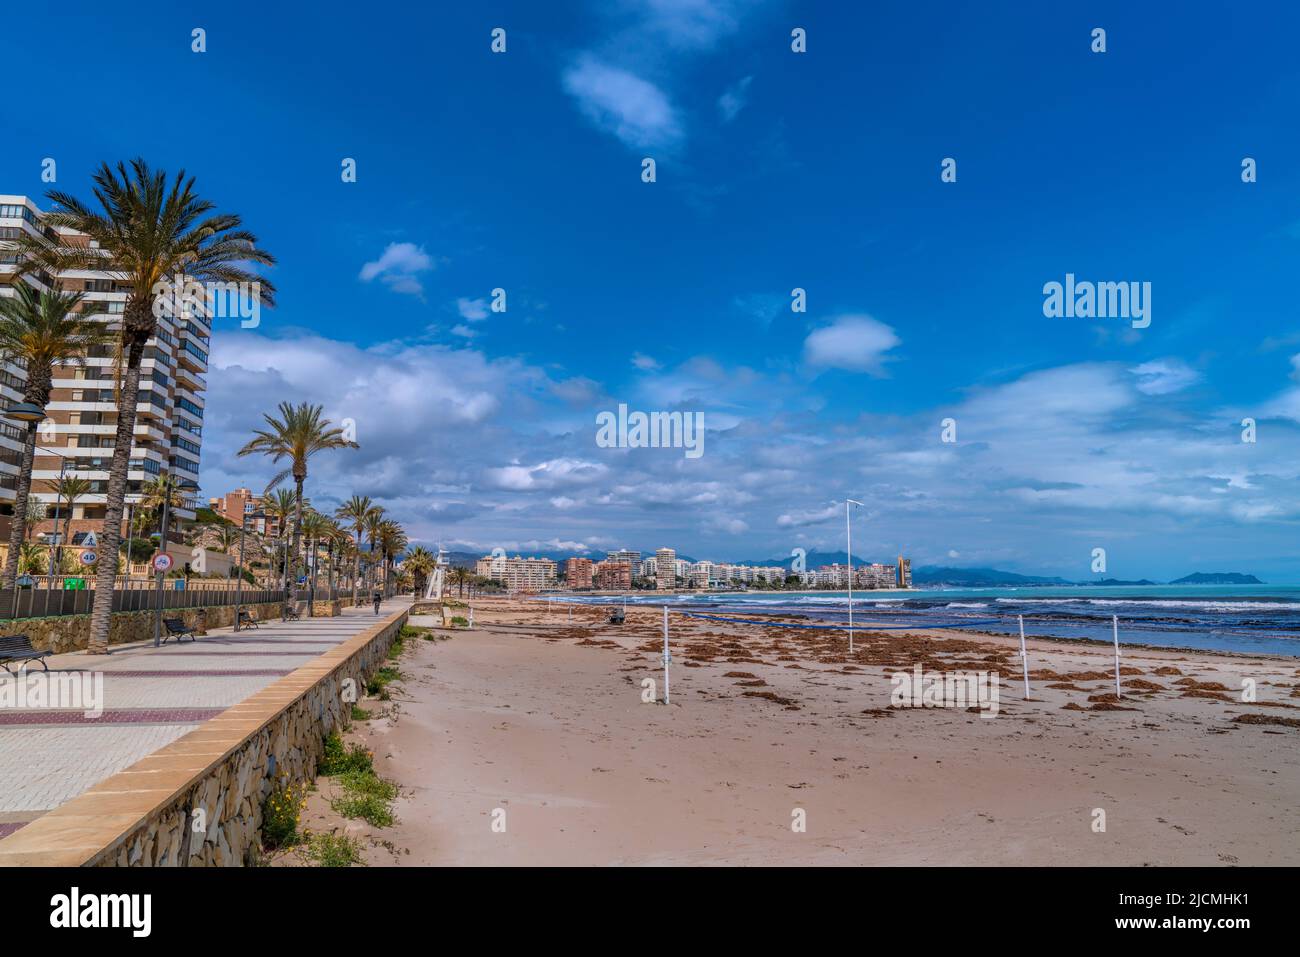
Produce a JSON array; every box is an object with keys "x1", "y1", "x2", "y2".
[{"x1": 0, "y1": 599, "x2": 408, "y2": 818}]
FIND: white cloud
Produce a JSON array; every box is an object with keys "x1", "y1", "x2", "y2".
[
  {"x1": 631, "y1": 352, "x2": 662, "y2": 371},
  {"x1": 803, "y1": 315, "x2": 901, "y2": 374},
  {"x1": 562, "y1": 56, "x2": 682, "y2": 150},
  {"x1": 359, "y1": 242, "x2": 434, "y2": 297},
  {"x1": 486, "y1": 458, "x2": 610, "y2": 492},
  {"x1": 457, "y1": 296, "x2": 489, "y2": 321},
  {"x1": 717, "y1": 75, "x2": 752, "y2": 121},
  {"x1": 776, "y1": 504, "x2": 839, "y2": 528},
  {"x1": 706, "y1": 515, "x2": 750, "y2": 535},
  {"x1": 633, "y1": 0, "x2": 747, "y2": 50},
  {"x1": 1130, "y1": 359, "x2": 1200, "y2": 395}
]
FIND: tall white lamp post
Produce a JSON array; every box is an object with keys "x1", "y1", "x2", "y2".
[{"x1": 846, "y1": 499, "x2": 864, "y2": 653}]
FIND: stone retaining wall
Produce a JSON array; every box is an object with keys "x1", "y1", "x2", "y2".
[
  {"x1": 0, "y1": 608, "x2": 409, "y2": 867},
  {"x1": 0, "y1": 601, "x2": 285, "y2": 654}
]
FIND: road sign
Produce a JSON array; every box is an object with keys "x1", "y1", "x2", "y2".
[
  {"x1": 79, "y1": 549, "x2": 97, "y2": 566},
  {"x1": 65, "y1": 578, "x2": 86, "y2": 590},
  {"x1": 152, "y1": 552, "x2": 174, "y2": 573},
  {"x1": 81, "y1": 530, "x2": 98, "y2": 549}
]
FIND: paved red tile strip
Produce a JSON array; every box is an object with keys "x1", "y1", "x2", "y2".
[
  {"x1": 93, "y1": 669, "x2": 294, "y2": 677},
  {"x1": 198, "y1": 639, "x2": 343, "y2": 646},
  {"x1": 0, "y1": 708, "x2": 225, "y2": 726},
  {"x1": 117, "y1": 650, "x2": 322, "y2": 657}
]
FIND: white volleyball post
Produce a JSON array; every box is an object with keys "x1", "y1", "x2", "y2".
[
  {"x1": 1018, "y1": 614, "x2": 1031, "y2": 698},
  {"x1": 468, "y1": 605, "x2": 473, "y2": 629},
  {"x1": 662, "y1": 606, "x2": 671, "y2": 705},
  {"x1": 1112, "y1": 615, "x2": 1122, "y2": 697}
]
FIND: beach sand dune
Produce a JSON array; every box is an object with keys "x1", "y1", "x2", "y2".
[{"x1": 342, "y1": 598, "x2": 1300, "y2": 866}]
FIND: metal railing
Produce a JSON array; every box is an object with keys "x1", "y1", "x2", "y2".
[{"x1": 0, "y1": 584, "x2": 298, "y2": 620}]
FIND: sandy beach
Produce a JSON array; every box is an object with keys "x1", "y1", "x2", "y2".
[{"x1": 309, "y1": 597, "x2": 1300, "y2": 866}]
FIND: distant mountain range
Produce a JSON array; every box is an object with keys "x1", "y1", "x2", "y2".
[
  {"x1": 434, "y1": 549, "x2": 1262, "y2": 586},
  {"x1": 1169, "y1": 572, "x2": 1263, "y2": 585}
]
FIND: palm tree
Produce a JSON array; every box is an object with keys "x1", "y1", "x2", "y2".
[
  {"x1": 52, "y1": 475, "x2": 92, "y2": 558},
  {"x1": 23, "y1": 499, "x2": 46, "y2": 542},
  {"x1": 9, "y1": 159, "x2": 275, "y2": 653},
  {"x1": 334, "y1": 495, "x2": 379, "y2": 607},
  {"x1": 363, "y1": 507, "x2": 387, "y2": 594},
  {"x1": 450, "y1": 565, "x2": 471, "y2": 598},
  {"x1": 17, "y1": 542, "x2": 47, "y2": 577},
  {"x1": 299, "y1": 510, "x2": 331, "y2": 596},
  {"x1": 323, "y1": 519, "x2": 350, "y2": 598},
  {"x1": 137, "y1": 474, "x2": 188, "y2": 541},
  {"x1": 404, "y1": 546, "x2": 435, "y2": 596},
  {"x1": 262, "y1": 489, "x2": 299, "y2": 590},
  {"x1": 377, "y1": 520, "x2": 406, "y2": 596},
  {"x1": 238, "y1": 402, "x2": 358, "y2": 594},
  {"x1": 0, "y1": 285, "x2": 109, "y2": 589}
]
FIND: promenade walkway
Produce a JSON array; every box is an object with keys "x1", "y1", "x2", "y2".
[{"x1": 0, "y1": 597, "x2": 410, "y2": 839}]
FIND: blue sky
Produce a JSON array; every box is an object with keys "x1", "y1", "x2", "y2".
[{"x1": 6, "y1": 1, "x2": 1300, "y2": 580}]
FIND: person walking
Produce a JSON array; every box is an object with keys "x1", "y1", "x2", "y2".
[{"x1": 372, "y1": 586, "x2": 382, "y2": 615}]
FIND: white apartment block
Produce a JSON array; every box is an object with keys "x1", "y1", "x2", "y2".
[
  {"x1": 858, "y1": 563, "x2": 897, "y2": 589},
  {"x1": 655, "y1": 547, "x2": 676, "y2": 590},
  {"x1": 0, "y1": 195, "x2": 205, "y2": 543},
  {"x1": 688, "y1": 560, "x2": 712, "y2": 589},
  {"x1": 475, "y1": 554, "x2": 557, "y2": 592}
]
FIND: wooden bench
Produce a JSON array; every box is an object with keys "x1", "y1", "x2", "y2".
[
  {"x1": 162, "y1": 617, "x2": 198, "y2": 644},
  {"x1": 0, "y1": 635, "x2": 50, "y2": 673},
  {"x1": 236, "y1": 609, "x2": 259, "y2": 630}
]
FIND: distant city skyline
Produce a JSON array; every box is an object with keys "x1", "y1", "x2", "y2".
[{"x1": 6, "y1": 3, "x2": 1298, "y2": 582}]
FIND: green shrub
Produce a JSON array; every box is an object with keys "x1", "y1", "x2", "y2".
[
  {"x1": 301, "y1": 832, "x2": 364, "y2": 867},
  {"x1": 340, "y1": 768, "x2": 397, "y2": 801},
  {"x1": 331, "y1": 792, "x2": 393, "y2": 828},
  {"x1": 330, "y1": 768, "x2": 398, "y2": 828},
  {"x1": 451, "y1": 616, "x2": 468, "y2": 627},
  {"x1": 351, "y1": 705, "x2": 373, "y2": 721},
  {"x1": 261, "y1": 776, "x2": 306, "y2": 849},
  {"x1": 366, "y1": 666, "x2": 402, "y2": 698},
  {"x1": 318, "y1": 731, "x2": 373, "y2": 776}
]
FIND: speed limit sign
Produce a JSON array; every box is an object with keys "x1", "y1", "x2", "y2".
[
  {"x1": 79, "y1": 549, "x2": 98, "y2": 566},
  {"x1": 152, "y1": 552, "x2": 174, "y2": 573}
]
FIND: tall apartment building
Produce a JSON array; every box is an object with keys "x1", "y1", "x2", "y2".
[
  {"x1": 0, "y1": 195, "x2": 206, "y2": 544},
  {"x1": 655, "y1": 547, "x2": 676, "y2": 590},
  {"x1": 818, "y1": 563, "x2": 850, "y2": 588},
  {"x1": 208, "y1": 487, "x2": 278, "y2": 537},
  {"x1": 474, "y1": 554, "x2": 557, "y2": 592},
  {"x1": 593, "y1": 559, "x2": 631, "y2": 590},
  {"x1": 563, "y1": 556, "x2": 593, "y2": 589},
  {"x1": 858, "y1": 562, "x2": 897, "y2": 589},
  {"x1": 688, "y1": 561, "x2": 712, "y2": 589},
  {"x1": 607, "y1": 549, "x2": 640, "y2": 567},
  {"x1": 896, "y1": 556, "x2": 912, "y2": 588}
]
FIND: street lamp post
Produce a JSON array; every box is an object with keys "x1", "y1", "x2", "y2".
[
  {"x1": 234, "y1": 510, "x2": 265, "y2": 632},
  {"x1": 307, "y1": 536, "x2": 315, "y2": 617},
  {"x1": 846, "y1": 499, "x2": 864, "y2": 654},
  {"x1": 153, "y1": 476, "x2": 199, "y2": 648},
  {"x1": 44, "y1": 455, "x2": 68, "y2": 617},
  {"x1": 327, "y1": 539, "x2": 335, "y2": 603},
  {"x1": 0, "y1": 403, "x2": 46, "y2": 611}
]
